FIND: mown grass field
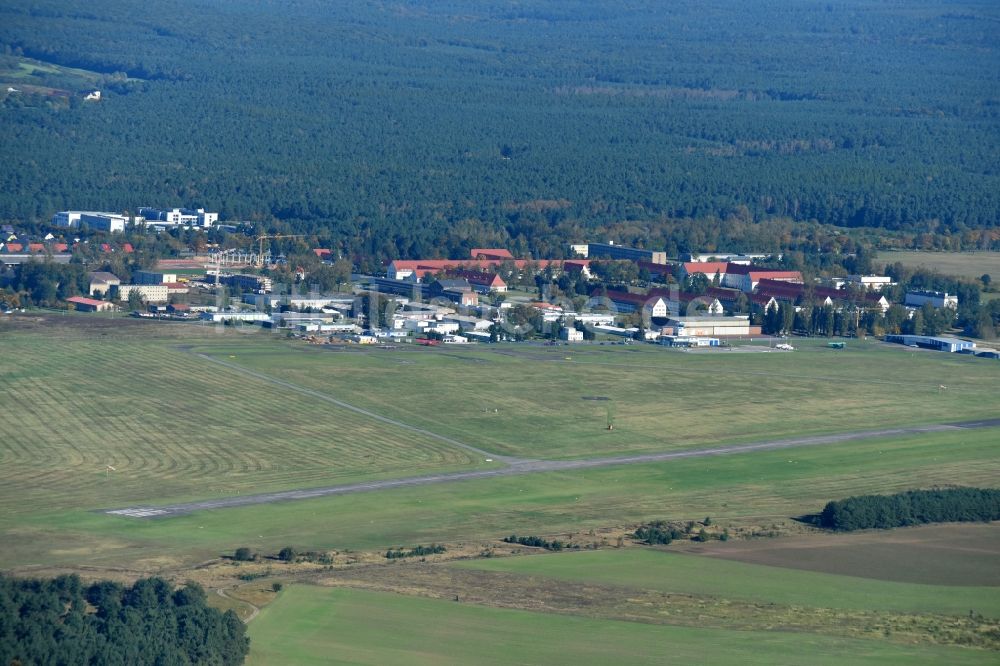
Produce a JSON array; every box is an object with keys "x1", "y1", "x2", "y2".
[
  {"x1": 0, "y1": 325, "x2": 484, "y2": 527},
  {"x1": 456, "y1": 547, "x2": 1000, "y2": 617},
  {"x1": 246, "y1": 586, "x2": 995, "y2": 666},
  {"x1": 881, "y1": 250, "x2": 1000, "y2": 281},
  {"x1": 2, "y1": 317, "x2": 998, "y2": 574},
  {"x1": 7, "y1": 426, "x2": 997, "y2": 571},
  {"x1": 206, "y1": 337, "x2": 1000, "y2": 459}
]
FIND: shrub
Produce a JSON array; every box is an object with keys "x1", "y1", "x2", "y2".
[
  {"x1": 384, "y1": 544, "x2": 447, "y2": 559},
  {"x1": 501, "y1": 535, "x2": 564, "y2": 551},
  {"x1": 633, "y1": 521, "x2": 682, "y2": 545}
]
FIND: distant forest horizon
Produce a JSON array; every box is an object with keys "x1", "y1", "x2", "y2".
[{"x1": 1, "y1": 0, "x2": 998, "y2": 260}]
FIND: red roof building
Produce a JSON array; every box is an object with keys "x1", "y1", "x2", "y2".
[
  {"x1": 453, "y1": 270, "x2": 507, "y2": 293},
  {"x1": 387, "y1": 258, "x2": 586, "y2": 281},
  {"x1": 755, "y1": 279, "x2": 890, "y2": 312},
  {"x1": 470, "y1": 248, "x2": 514, "y2": 260},
  {"x1": 66, "y1": 296, "x2": 116, "y2": 312},
  {"x1": 679, "y1": 262, "x2": 729, "y2": 280}
]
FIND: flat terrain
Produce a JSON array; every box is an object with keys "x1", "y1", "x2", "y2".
[
  {"x1": 3, "y1": 314, "x2": 999, "y2": 662},
  {"x1": 881, "y1": 251, "x2": 1000, "y2": 281},
  {"x1": 205, "y1": 337, "x2": 1000, "y2": 459},
  {"x1": 246, "y1": 586, "x2": 993, "y2": 666},
  {"x1": 7, "y1": 425, "x2": 997, "y2": 572},
  {"x1": 104, "y1": 418, "x2": 996, "y2": 518},
  {"x1": 696, "y1": 523, "x2": 1000, "y2": 586},
  {"x1": 455, "y1": 545, "x2": 1000, "y2": 617},
  {"x1": 0, "y1": 322, "x2": 485, "y2": 526},
  {"x1": 1, "y1": 316, "x2": 999, "y2": 573}
]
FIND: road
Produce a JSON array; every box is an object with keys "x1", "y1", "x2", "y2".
[{"x1": 105, "y1": 417, "x2": 1000, "y2": 519}]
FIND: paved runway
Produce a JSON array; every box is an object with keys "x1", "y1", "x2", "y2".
[{"x1": 104, "y1": 417, "x2": 998, "y2": 519}]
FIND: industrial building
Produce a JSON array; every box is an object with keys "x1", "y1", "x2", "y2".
[
  {"x1": 661, "y1": 315, "x2": 758, "y2": 337},
  {"x1": 66, "y1": 296, "x2": 116, "y2": 312},
  {"x1": 885, "y1": 335, "x2": 974, "y2": 353},
  {"x1": 659, "y1": 335, "x2": 720, "y2": 347},
  {"x1": 905, "y1": 290, "x2": 958, "y2": 309},
  {"x1": 587, "y1": 242, "x2": 667, "y2": 265},
  {"x1": 134, "y1": 270, "x2": 178, "y2": 285},
  {"x1": 217, "y1": 273, "x2": 273, "y2": 294},
  {"x1": 52, "y1": 211, "x2": 129, "y2": 233}
]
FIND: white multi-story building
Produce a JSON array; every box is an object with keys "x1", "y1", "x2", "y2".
[
  {"x1": 116, "y1": 284, "x2": 169, "y2": 303},
  {"x1": 137, "y1": 207, "x2": 218, "y2": 228},
  {"x1": 52, "y1": 211, "x2": 128, "y2": 233}
]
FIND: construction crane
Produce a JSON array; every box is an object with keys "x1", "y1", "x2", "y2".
[
  {"x1": 254, "y1": 234, "x2": 305, "y2": 268},
  {"x1": 211, "y1": 247, "x2": 239, "y2": 291}
]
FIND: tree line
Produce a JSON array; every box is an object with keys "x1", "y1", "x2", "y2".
[
  {"x1": 1, "y1": 0, "x2": 998, "y2": 253},
  {"x1": 0, "y1": 574, "x2": 249, "y2": 666},
  {"x1": 820, "y1": 488, "x2": 1000, "y2": 531}
]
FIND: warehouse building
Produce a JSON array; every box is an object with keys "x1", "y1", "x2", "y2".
[
  {"x1": 885, "y1": 335, "x2": 974, "y2": 353},
  {"x1": 587, "y1": 242, "x2": 667, "y2": 265}
]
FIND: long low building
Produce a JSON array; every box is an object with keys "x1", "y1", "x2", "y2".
[
  {"x1": 0, "y1": 253, "x2": 73, "y2": 266},
  {"x1": 66, "y1": 296, "x2": 116, "y2": 312},
  {"x1": 659, "y1": 335, "x2": 720, "y2": 347},
  {"x1": 885, "y1": 334, "x2": 974, "y2": 353},
  {"x1": 660, "y1": 315, "x2": 759, "y2": 337},
  {"x1": 200, "y1": 311, "x2": 272, "y2": 323},
  {"x1": 52, "y1": 211, "x2": 128, "y2": 232}
]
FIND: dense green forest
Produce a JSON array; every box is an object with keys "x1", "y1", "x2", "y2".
[
  {"x1": 820, "y1": 488, "x2": 1000, "y2": 530},
  {"x1": 1, "y1": 1, "x2": 998, "y2": 261},
  {"x1": 0, "y1": 574, "x2": 249, "y2": 665}
]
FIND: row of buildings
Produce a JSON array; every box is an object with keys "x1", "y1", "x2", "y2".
[{"x1": 52, "y1": 207, "x2": 218, "y2": 232}]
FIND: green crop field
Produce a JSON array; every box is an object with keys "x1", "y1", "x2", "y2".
[
  {"x1": 456, "y1": 549, "x2": 1000, "y2": 617},
  {"x1": 204, "y1": 337, "x2": 1000, "y2": 459},
  {"x1": 881, "y1": 251, "x2": 1000, "y2": 281},
  {"x1": 246, "y1": 586, "x2": 994, "y2": 666}
]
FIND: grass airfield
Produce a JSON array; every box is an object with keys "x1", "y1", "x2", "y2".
[{"x1": 1, "y1": 314, "x2": 998, "y2": 663}]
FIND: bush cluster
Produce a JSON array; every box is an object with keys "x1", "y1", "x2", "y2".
[
  {"x1": 384, "y1": 544, "x2": 446, "y2": 559},
  {"x1": 502, "y1": 535, "x2": 566, "y2": 551},
  {"x1": 633, "y1": 522, "x2": 683, "y2": 545}
]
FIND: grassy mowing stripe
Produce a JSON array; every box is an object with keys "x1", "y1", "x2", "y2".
[
  {"x1": 0, "y1": 334, "x2": 479, "y2": 520},
  {"x1": 9, "y1": 428, "x2": 996, "y2": 570}
]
